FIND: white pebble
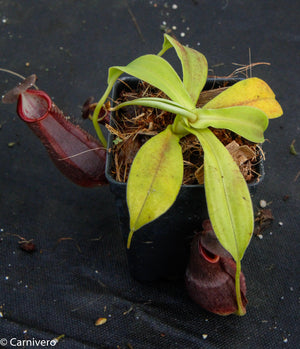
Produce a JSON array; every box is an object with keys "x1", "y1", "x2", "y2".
[
  {"x1": 278, "y1": 221, "x2": 283, "y2": 226},
  {"x1": 259, "y1": 199, "x2": 267, "y2": 208},
  {"x1": 202, "y1": 334, "x2": 208, "y2": 339},
  {"x1": 172, "y1": 4, "x2": 178, "y2": 10},
  {"x1": 257, "y1": 234, "x2": 263, "y2": 239},
  {"x1": 172, "y1": 25, "x2": 177, "y2": 30},
  {"x1": 180, "y1": 32, "x2": 185, "y2": 37}
]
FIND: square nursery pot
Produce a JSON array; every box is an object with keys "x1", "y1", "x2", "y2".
[{"x1": 105, "y1": 77, "x2": 265, "y2": 282}]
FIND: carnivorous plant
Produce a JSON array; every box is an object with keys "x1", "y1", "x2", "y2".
[{"x1": 92, "y1": 34, "x2": 283, "y2": 315}]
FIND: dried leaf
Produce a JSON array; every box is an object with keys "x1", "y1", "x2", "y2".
[
  {"x1": 254, "y1": 208, "x2": 274, "y2": 235},
  {"x1": 195, "y1": 165, "x2": 204, "y2": 184},
  {"x1": 226, "y1": 141, "x2": 256, "y2": 166},
  {"x1": 290, "y1": 140, "x2": 297, "y2": 155},
  {"x1": 95, "y1": 317, "x2": 107, "y2": 326}
]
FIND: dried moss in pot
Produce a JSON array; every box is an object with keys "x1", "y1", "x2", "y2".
[{"x1": 108, "y1": 79, "x2": 265, "y2": 186}]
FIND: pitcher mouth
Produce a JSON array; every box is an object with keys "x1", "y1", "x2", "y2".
[
  {"x1": 17, "y1": 89, "x2": 52, "y2": 123},
  {"x1": 199, "y1": 240, "x2": 220, "y2": 263}
]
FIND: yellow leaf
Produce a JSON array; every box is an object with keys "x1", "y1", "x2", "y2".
[
  {"x1": 127, "y1": 126, "x2": 183, "y2": 247},
  {"x1": 203, "y1": 77, "x2": 283, "y2": 119}
]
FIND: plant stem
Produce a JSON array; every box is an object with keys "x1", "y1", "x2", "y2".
[
  {"x1": 235, "y1": 260, "x2": 246, "y2": 316},
  {"x1": 127, "y1": 230, "x2": 134, "y2": 249},
  {"x1": 92, "y1": 82, "x2": 115, "y2": 148},
  {"x1": 111, "y1": 98, "x2": 197, "y2": 122}
]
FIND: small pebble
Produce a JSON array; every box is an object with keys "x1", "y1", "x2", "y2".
[
  {"x1": 180, "y1": 32, "x2": 185, "y2": 37},
  {"x1": 257, "y1": 234, "x2": 263, "y2": 240},
  {"x1": 283, "y1": 338, "x2": 288, "y2": 343},
  {"x1": 172, "y1": 4, "x2": 178, "y2": 10},
  {"x1": 259, "y1": 199, "x2": 267, "y2": 208},
  {"x1": 278, "y1": 221, "x2": 283, "y2": 226},
  {"x1": 202, "y1": 334, "x2": 208, "y2": 339}
]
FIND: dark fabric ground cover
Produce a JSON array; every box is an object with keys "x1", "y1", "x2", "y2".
[{"x1": 0, "y1": 1, "x2": 299, "y2": 348}]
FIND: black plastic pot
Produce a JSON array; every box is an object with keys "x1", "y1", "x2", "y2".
[{"x1": 105, "y1": 77, "x2": 264, "y2": 282}]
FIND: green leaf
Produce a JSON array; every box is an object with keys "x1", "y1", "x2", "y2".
[
  {"x1": 92, "y1": 53, "x2": 195, "y2": 144},
  {"x1": 186, "y1": 127, "x2": 252, "y2": 315},
  {"x1": 113, "y1": 97, "x2": 197, "y2": 122},
  {"x1": 203, "y1": 77, "x2": 283, "y2": 119},
  {"x1": 186, "y1": 127, "x2": 253, "y2": 262},
  {"x1": 109, "y1": 54, "x2": 194, "y2": 109},
  {"x1": 158, "y1": 34, "x2": 208, "y2": 104},
  {"x1": 191, "y1": 106, "x2": 269, "y2": 143},
  {"x1": 127, "y1": 125, "x2": 183, "y2": 247}
]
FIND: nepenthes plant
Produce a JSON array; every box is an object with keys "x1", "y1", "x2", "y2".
[{"x1": 1, "y1": 34, "x2": 283, "y2": 315}]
